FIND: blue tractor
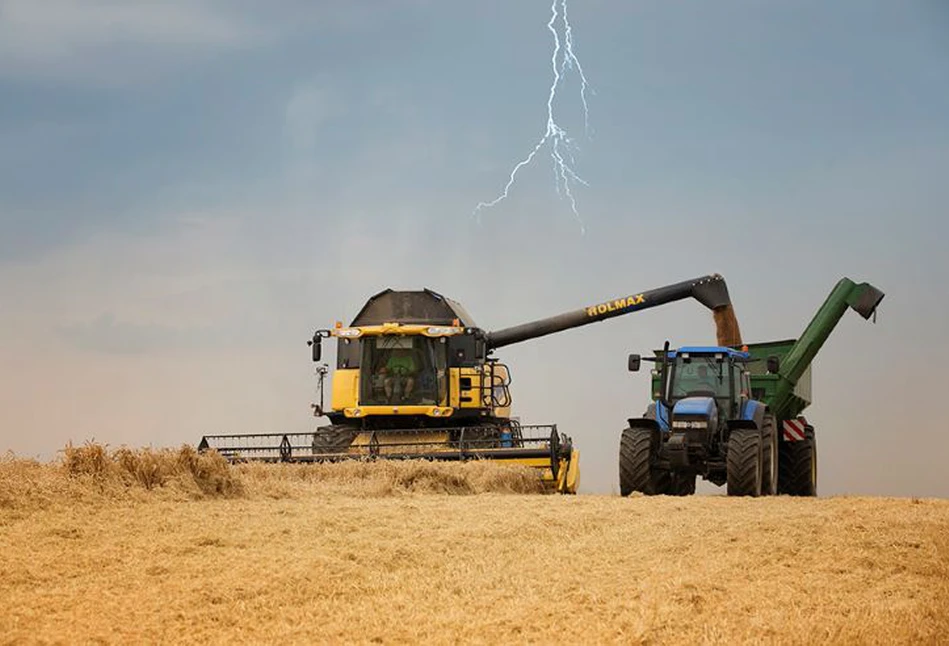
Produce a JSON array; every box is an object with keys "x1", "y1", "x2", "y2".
[
  {"x1": 620, "y1": 277, "x2": 885, "y2": 497},
  {"x1": 621, "y1": 343, "x2": 777, "y2": 497}
]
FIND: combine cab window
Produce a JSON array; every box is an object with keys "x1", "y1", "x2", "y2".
[
  {"x1": 337, "y1": 338, "x2": 360, "y2": 369},
  {"x1": 360, "y1": 336, "x2": 447, "y2": 406},
  {"x1": 669, "y1": 357, "x2": 732, "y2": 400}
]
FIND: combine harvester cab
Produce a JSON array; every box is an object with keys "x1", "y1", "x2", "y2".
[
  {"x1": 201, "y1": 274, "x2": 743, "y2": 494},
  {"x1": 620, "y1": 277, "x2": 884, "y2": 497}
]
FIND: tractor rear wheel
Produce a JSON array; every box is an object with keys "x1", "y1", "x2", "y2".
[
  {"x1": 778, "y1": 426, "x2": 817, "y2": 496},
  {"x1": 761, "y1": 414, "x2": 778, "y2": 495},
  {"x1": 726, "y1": 428, "x2": 762, "y2": 497},
  {"x1": 619, "y1": 427, "x2": 662, "y2": 496}
]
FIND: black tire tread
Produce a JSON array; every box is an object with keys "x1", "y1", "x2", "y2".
[
  {"x1": 619, "y1": 427, "x2": 657, "y2": 496},
  {"x1": 778, "y1": 427, "x2": 817, "y2": 496},
  {"x1": 761, "y1": 414, "x2": 777, "y2": 495},
  {"x1": 727, "y1": 429, "x2": 762, "y2": 497},
  {"x1": 312, "y1": 424, "x2": 357, "y2": 454}
]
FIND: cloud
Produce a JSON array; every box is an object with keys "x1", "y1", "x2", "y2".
[
  {"x1": 58, "y1": 312, "x2": 219, "y2": 355},
  {"x1": 0, "y1": 0, "x2": 263, "y2": 84},
  {"x1": 284, "y1": 79, "x2": 342, "y2": 152},
  {"x1": 0, "y1": 1, "x2": 447, "y2": 86}
]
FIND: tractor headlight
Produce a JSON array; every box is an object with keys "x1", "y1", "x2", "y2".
[
  {"x1": 336, "y1": 328, "x2": 362, "y2": 338},
  {"x1": 673, "y1": 420, "x2": 708, "y2": 429}
]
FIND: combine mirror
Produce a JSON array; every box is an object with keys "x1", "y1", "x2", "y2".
[{"x1": 310, "y1": 335, "x2": 322, "y2": 362}]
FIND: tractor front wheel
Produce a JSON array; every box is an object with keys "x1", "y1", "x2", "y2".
[
  {"x1": 619, "y1": 427, "x2": 663, "y2": 496},
  {"x1": 727, "y1": 428, "x2": 763, "y2": 497}
]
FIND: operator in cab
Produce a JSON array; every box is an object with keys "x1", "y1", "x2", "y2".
[{"x1": 380, "y1": 347, "x2": 418, "y2": 402}]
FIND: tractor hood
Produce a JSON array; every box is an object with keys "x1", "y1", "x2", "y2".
[{"x1": 673, "y1": 397, "x2": 717, "y2": 418}]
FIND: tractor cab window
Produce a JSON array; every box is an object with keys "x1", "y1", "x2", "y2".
[
  {"x1": 669, "y1": 356, "x2": 732, "y2": 400},
  {"x1": 360, "y1": 335, "x2": 447, "y2": 406}
]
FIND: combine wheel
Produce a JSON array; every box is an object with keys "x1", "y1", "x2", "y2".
[
  {"x1": 726, "y1": 428, "x2": 762, "y2": 497},
  {"x1": 311, "y1": 424, "x2": 357, "y2": 455},
  {"x1": 778, "y1": 426, "x2": 817, "y2": 496},
  {"x1": 619, "y1": 427, "x2": 663, "y2": 496},
  {"x1": 761, "y1": 414, "x2": 778, "y2": 495}
]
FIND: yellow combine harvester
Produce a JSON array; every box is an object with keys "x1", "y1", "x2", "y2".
[{"x1": 199, "y1": 274, "x2": 740, "y2": 493}]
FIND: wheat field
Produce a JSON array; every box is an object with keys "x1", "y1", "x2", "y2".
[{"x1": 1, "y1": 445, "x2": 947, "y2": 645}]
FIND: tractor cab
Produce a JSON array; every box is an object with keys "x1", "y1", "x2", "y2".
[
  {"x1": 663, "y1": 347, "x2": 751, "y2": 420},
  {"x1": 630, "y1": 346, "x2": 752, "y2": 421}
]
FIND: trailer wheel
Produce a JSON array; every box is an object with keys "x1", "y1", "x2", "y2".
[
  {"x1": 727, "y1": 428, "x2": 762, "y2": 497},
  {"x1": 619, "y1": 427, "x2": 663, "y2": 496},
  {"x1": 778, "y1": 426, "x2": 817, "y2": 496},
  {"x1": 761, "y1": 414, "x2": 778, "y2": 495}
]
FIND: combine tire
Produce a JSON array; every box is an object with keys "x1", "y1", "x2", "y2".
[
  {"x1": 778, "y1": 426, "x2": 817, "y2": 496},
  {"x1": 311, "y1": 424, "x2": 357, "y2": 455},
  {"x1": 761, "y1": 414, "x2": 778, "y2": 495},
  {"x1": 619, "y1": 427, "x2": 663, "y2": 496},
  {"x1": 726, "y1": 428, "x2": 762, "y2": 497}
]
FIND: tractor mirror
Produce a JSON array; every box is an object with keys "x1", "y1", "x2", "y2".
[
  {"x1": 628, "y1": 354, "x2": 641, "y2": 372},
  {"x1": 766, "y1": 355, "x2": 779, "y2": 374},
  {"x1": 310, "y1": 335, "x2": 322, "y2": 362}
]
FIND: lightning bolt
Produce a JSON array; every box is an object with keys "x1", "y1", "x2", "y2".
[{"x1": 474, "y1": 0, "x2": 592, "y2": 234}]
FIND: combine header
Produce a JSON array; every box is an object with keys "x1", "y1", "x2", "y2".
[{"x1": 201, "y1": 274, "x2": 740, "y2": 493}]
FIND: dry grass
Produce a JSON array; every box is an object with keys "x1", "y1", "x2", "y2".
[
  {"x1": 0, "y1": 443, "x2": 242, "y2": 511},
  {"x1": 236, "y1": 458, "x2": 546, "y2": 498},
  {"x1": 1, "y1": 446, "x2": 947, "y2": 644},
  {"x1": 0, "y1": 443, "x2": 543, "y2": 513}
]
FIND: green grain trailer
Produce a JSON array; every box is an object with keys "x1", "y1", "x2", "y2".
[{"x1": 741, "y1": 278, "x2": 884, "y2": 494}]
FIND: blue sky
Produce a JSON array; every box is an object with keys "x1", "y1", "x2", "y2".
[{"x1": 2, "y1": 1, "x2": 948, "y2": 495}]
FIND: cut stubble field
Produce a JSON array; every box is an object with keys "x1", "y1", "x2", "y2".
[{"x1": 1, "y1": 446, "x2": 947, "y2": 644}]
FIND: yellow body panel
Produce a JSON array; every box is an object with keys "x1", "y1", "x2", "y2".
[
  {"x1": 454, "y1": 365, "x2": 511, "y2": 417},
  {"x1": 448, "y1": 368, "x2": 461, "y2": 409},
  {"x1": 456, "y1": 367, "x2": 481, "y2": 410},
  {"x1": 331, "y1": 369, "x2": 360, "y2": 410},
  {"x1": 557, "y1": 449, "x2": 581, "y2": 494},
  {"x1": 343, "y1": 405, "x2": 454, "y2": 418}
]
